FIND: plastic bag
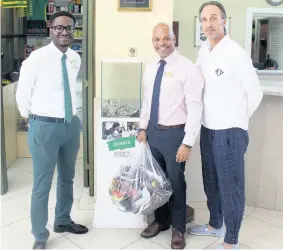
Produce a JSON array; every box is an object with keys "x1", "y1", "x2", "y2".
[{"x1": 109, "y1": 142, "x2": 173, "y2": 215}]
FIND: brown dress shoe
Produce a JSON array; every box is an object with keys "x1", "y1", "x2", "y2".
[
  {"x1": 140, "y1": 221, "x2": 170, "y2": 238},
  {"x1": 171, "y1": 228, "x2": 186, "y2": 249}
]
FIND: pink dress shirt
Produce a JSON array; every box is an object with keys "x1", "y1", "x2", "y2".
[{"x1": 140, "y1": 49, "x2": 204, "y2": 146}]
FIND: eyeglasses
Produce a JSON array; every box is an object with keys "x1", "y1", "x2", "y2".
[{"x1": 51, "y1": 25, "x2": 75, "y2": 34}]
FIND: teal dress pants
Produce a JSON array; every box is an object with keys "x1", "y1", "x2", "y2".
[{"x1": 28, "y1": 115, "x2": 81, "y2": 241}]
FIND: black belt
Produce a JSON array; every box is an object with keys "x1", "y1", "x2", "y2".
[
  {"x1": 29, "y1": 114, "x2": 72, "y2": 123},
  {"x1": 156, "y1": 124, "x2": 185, "y2": 130}
]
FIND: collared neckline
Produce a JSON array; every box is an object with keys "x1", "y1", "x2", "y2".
[
  {"x1": 48, "y1": 41, "x2": 71, "y2": 59},
  {"x1": 156, "y1": 49, "x2": 178, "y2": 65},
  {"x1": 205, "y1": 34, "x2": 230, "y2": 52}
]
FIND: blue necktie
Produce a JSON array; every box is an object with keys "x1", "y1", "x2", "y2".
[
  {"x1": 61, "y1": 54, "x2": 73, "y2": 123},
  {"x1": 150, "y1": 60, "x2": 166, "y2": 125}
]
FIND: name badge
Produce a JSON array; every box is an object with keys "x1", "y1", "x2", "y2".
[{"x1": 164, "y1": 72, "x2": 174, "y2": 77}]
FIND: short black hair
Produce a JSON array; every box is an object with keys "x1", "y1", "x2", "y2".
[
  {"x1": 50, "y1": 11, "x2": 76, "y2": 25},
  {"x1": 199, "y1": 1, "x2": 227, "y2": 20}
]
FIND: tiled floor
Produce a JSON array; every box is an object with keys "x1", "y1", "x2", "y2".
[{"x1": 1, "y1": 158, "x2": 283, "y2": 249}]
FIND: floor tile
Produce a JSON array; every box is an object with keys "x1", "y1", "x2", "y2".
[
  {"x1": 77, "y1": 188, "x2": 96, "y2": 210},
  {"x1": 1, "y1": 198, "x2": 30, "y2": 227},
  {"x1": 254, "y1": 207, "x2": 270, "y2": 215},
  {"x1": 124, "y1": 238, "x2": 164, "y2": 249},
  {"x1": 249, "y1": 211, "x2": 273, "y2": 223},
  {"x1": 2, "y1": 167, "x2": 33, "y2": 199},
  {"x1": 188, "y1": 201, "x2": 208, "y2": 210},
  {"x1": 269, "y1": 209, "x2": 283, "y2": 219},
  {"x1": 74, "y1": 174, "x2": 84, "y2": 188},
  {"x1": 244, "y1": 205, "x2": 255, "y2": 216},
  {"x1": 268, "y1": 217, "x2": 283, "y2": 229},
  {"x1": 16, "y1": 158, "x2": 34, "y2": 174},
  {"x1": 65, "y1": 228, "x2": 141, "y2": 249},
  {"x1": 192, "y1": 209, "x2": 210, "y2": 225},
  {"x1": 75, "y1": 158, "x2": 84, "y2": 176},
  {"x1": 1, "y1": 217, "x2": 63, "y2": 249},
  {"x1": 46, "y1": 236, "x2": 82, "y2": 249},
  {"x1": 239, "y1": 216, "x2": 283, "y2": 249},
  {"x1": 11, "y1": 184, "x2": 57, "y2": 211},
  {"x1": 207, "y1": 238, "x2": 251, "y2": 249}
]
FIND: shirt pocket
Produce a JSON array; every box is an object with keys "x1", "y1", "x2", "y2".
[{"x1": 160, "y1": 74, "x2": 184, "y2": 104}]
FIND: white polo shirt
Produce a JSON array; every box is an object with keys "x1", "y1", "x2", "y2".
[{"x1": 196, "y1": 35, "x2": 263, "y2": 130}]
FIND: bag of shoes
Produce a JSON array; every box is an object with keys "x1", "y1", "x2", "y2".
[{"x1": 109, "y1": 142, "x2": 173, "y2": 215}]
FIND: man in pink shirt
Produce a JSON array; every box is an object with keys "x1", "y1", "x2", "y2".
[{"x1": 137, "y1": 23, "x2": 204, "y2": 249}]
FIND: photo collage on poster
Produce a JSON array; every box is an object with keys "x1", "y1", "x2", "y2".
[{"x1": 102, "y1": 121, "x2": 139, "y2": 141}]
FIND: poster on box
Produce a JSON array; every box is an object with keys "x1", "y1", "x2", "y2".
[{"x1": 93, "y1": 118, "x2": 148, "y2": 228}]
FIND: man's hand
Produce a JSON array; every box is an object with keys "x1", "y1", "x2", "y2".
[
  {"x1": 137, "y1": 130, "x2": 147, "y2": 143},
  {"x1": 176, "y1": 144, "x2": 191, "y2": 163}
]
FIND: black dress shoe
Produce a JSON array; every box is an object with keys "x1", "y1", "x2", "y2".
[
  {"x1": 54, "y1": 221, "x2": 88, "y2": 234},
  {"x1": 33, "y1": 241, "x2": 46, "y2": 249}
]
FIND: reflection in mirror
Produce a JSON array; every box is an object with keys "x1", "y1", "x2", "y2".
[{"x1": 251, "y1": 15, "x2": 283, "y2": 71}]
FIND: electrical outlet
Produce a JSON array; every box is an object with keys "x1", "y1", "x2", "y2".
[{"x1": 128, "y1": 47, "x2": 137, "y2": 57}]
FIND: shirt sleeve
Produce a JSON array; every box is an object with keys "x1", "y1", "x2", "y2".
[
  {"x1": 237, "y1": 51, "x2": 263, "y2": 118},
  {"x1": 15, "y1": 53, "x2": 37, "y2": 118},
  {"x1": 183, "y1": 63, "x2": 204, "y2": 146},
  {"x1": 139, "y1": 67, "x2": 150, "y2": 130}
]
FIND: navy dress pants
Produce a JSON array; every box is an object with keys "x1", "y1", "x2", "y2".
[
  {"x1": 200, "y1": 125, "x2": 249, "y2": 244},
  {"x1": 147, "y1": 122, "x2": 187, "y2": 233}
]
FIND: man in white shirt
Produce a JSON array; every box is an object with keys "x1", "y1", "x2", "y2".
[
  {"x1": 187, "y1": 2, "x2": 263, "y2": 250},
  {"x1": 16, "y1": 11, "x2": 88, "y2": 249}
]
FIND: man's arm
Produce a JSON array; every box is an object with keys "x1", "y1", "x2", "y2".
[
  {"x1": 183, "y1": 63, "x2": 204, "y2": 147},
  {"x1": 239, "y1": 53, "x2": 263, "y2": 117},
  {"x1": 15, "y1": 54, "x2": 37, "y2": 118}
]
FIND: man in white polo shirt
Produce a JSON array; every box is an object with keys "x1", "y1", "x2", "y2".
[{"x1": 187, "y1": 2, "x2": 263, "y2": 250}]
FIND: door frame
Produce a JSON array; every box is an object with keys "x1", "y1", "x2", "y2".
[{"x1": 82, "y1": 0, "x2": 95, "y2": 196}]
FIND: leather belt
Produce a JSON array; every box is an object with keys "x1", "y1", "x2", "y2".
[
  {"x1": 156, "y1": 124, "x2": 185, "y2": 130},
  {"x1": 29, "y1": 114, "x2": 72, "y2": 123}
]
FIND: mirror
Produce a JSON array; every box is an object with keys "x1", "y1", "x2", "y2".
[
  {"x1": 251, "y1": 15, "x2": 283, "y2": 72},
  {"x1": 245, "y1": 8, "x2": 283, "y2": 75}
]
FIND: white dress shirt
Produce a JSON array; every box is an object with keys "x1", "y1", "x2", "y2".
[
  {"x1": 196, "y1": 35, "x2": 263, "y2": 130},
  {"x1": 140, "y1": 49, "x2": 204, "y2": 146},
  {"x1": 16, "y1": 42, "x2": 81, "y2": 118}
]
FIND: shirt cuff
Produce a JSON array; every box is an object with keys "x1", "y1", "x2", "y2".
[
  {"x1": 182, "y1": 132, "x2": 198, "y2": 147},
  {"x1": 19, "y1": 109, "x2": 30, "y2": 119},
  {"x1": 139, "y1": 119, "x2": 149, "y2": 130}
]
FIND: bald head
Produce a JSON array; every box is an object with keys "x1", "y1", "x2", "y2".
[
  {"x1": 152, "y1": 23, "x2": 175, "y2": 38},
  {"x1": 152, "y1": 23, "x2": 176, "y2": 58}
]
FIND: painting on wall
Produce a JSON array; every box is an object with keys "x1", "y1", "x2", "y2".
[
  {"x1": 118, "y1": 0, "x2": 151, "y2": 11},
  {"x1": 194, "y1": 16, "x2": 231, "y2": 47}
]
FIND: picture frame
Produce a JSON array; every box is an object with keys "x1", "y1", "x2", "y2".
[
  {"x1": 173, "y1": 21, "x2": 179, "y2": 47},
  {"x1": 194, "y1": 16, "x2": 231, "y2": 47},
  {"x1": 118, "y1": 0, "x2": 152, "y2": 11}
]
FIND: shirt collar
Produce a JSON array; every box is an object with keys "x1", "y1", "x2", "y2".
[
  {"x1": 156, "y1": 49, "x2": 178, "y2": 65},
  {"x1": 205, "y1": 34, "x2": 230, "y2": 51},
  {"x1": 48, "y1": 41, "x2": 72, "y2": 59}
]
